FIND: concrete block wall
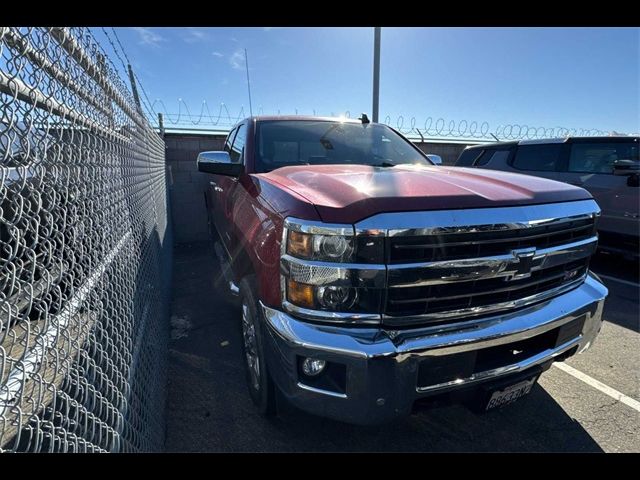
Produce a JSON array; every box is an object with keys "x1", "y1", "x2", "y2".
[
  {"x1": 165, "y1": 134, "x2": 225, "y2": 243},
  {"x1": 164, "y1": 132, "x2": 476, "y2": 244},
  {"x1": 415, "y1": 142, "x2": 470, "y2": 165}
]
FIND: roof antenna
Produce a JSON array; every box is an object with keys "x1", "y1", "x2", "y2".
[
  {"x1": 244, "y1": 48, "x2": 253, "y2": 117},
  {"x1": 490, "y1": 133, "x2": 500, "y2": 142},
  {"x1": 359, "y1": 113, "x2": 370, "y2": 124}
]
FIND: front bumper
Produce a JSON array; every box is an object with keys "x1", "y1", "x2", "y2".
[{"x1": 260, "y1": 272, "x2": 607, "y2": 425}]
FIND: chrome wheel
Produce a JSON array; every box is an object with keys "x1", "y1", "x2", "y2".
[{"x1": 241, "y1": 300, "x2": 261, "y2": 390}]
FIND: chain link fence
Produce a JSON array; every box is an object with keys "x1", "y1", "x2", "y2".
[{"x1": 0, "y1": 27, "x2": 171, "y2": 452}]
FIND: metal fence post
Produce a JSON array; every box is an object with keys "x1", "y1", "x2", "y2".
[
  {"x1": 158, "y1": 113, "x2": 165, "y2": 138},
  {"x1": 372, "y1": 27, "x2": 381, "y2": 123},
  {"x1": 127, "y1": 63, "x2": 143, "y2": 117}
]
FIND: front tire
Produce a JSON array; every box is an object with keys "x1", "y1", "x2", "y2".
[{"x1": 239, "y1": 275, "x2": 277, "y2": 416}]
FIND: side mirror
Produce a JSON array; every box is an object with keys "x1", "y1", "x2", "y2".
[
  {"x1": 613, "y1": 160, "x2": 640, "y2": 186},
  {"x1": 426, "y1": 154, "x2": 443, "y2": 165},
  {"x1": 613, "y1": 159, "x2": 639, "y2": 174},
  {"x1": 197, "y1": 151, "x2": 244, "y2": 177}
]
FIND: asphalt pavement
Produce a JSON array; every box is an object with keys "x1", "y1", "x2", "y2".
[{"x1": 165, "y1": 242, "x2": 640, "y2": 452}]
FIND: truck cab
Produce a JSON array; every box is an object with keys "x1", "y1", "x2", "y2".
[{"x1": 197, "y1": 116, "x2": 608, "y2": 425}]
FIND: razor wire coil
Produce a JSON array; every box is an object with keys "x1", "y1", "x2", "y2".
[{"x1": 146, "y1": 99, "x2": 632, "y2": 140}]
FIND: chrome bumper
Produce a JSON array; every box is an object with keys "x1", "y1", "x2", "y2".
[{"x1": 260, "y1": 272, "x2": 607, "y2": 425}]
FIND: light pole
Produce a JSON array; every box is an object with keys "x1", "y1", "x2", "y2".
[{"x1": 372, "y1": 27, "x2": 381, "y2": 123}]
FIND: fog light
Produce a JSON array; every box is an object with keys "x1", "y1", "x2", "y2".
[{"x1": 301, "y1": 357, "x2": 326, "y2": 377}]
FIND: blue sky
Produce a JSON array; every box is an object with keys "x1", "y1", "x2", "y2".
[{"x1": 100, "y1": 27, "x2": 639, "y2": 134}]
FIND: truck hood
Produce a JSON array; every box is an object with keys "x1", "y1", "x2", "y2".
[{"x1": 258, "y1": 164, "x2": 592, "y2": 224}]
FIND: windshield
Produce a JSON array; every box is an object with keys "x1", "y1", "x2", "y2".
[{"x1": 255, "y1": 120, "x2": 431, "y2": 173}]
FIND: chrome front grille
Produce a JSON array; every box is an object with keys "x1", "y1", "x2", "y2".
[
  {"x1": 387, "y1": 217, "x2": 596, "y2": 264},
  {"x1": 352, "y1": 200, "x2": 601, "y2": 328},
  {"x1": 385, "y1": 258, "x2": 590, "y2": 322}
]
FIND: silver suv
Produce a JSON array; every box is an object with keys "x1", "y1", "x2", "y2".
[{"x1": 456, "y1": 136, "x2": 640, "y2": 258}]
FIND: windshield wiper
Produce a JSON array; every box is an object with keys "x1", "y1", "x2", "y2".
[{"x1": 375, "y1": 160, "x2": 396, "y2": 168}]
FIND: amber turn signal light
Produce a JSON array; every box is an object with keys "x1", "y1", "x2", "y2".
[
  {"x1": 287, "y1": 230, "x2": 312, "y2": 258},
  {"x1": 287, "y1": 279, "x2": 315, "y2": 308}
]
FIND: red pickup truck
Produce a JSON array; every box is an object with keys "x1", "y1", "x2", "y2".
[{"x1": 197, "y1": 115, "x2": 608, "y2": 425}]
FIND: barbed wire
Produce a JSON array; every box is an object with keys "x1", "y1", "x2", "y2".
[
  {"x1": 110, "y1": 28, "x2": 131, "y2": 66},
  {"x1": 145, "y1": 99, "x2": 636, "y2": 140},
  {"x1": 105, "y1": 27, "x2": 156, "y2": 119},
  {"x1": 133, "y1": 72, "x2": 157, "y2": 122},
  {"x1": 100, "y1": 27, "x2": 128, "y2": 78},
  {"x1": 96, "y1": 27, "x2": 156, "y2": 123}
]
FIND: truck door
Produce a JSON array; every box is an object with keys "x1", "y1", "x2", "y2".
[
  {"x1": 213, "y1": 122, "x2": 247, "y2": 255},
  {"x1": 209, "y1": 126, "x2": 237, "y2": 238},
  {"x1": 555, "y1": 139, "x2": 639, "y2": 245}
]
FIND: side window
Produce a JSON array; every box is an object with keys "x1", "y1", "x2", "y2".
[
  {"x1": 223, "y1": 127, "x2": 237, "y2": 154},
  {"x1": 512, "y1": 144, "x2": 563, "y2": 172},
  {"x1": 229, "y1": 123, "x2": 246, "y2": 163},
  {"x1": 476, "y1": 149, "x2": 511, "y2": 167},
  {"x1": 456, "y1": 148, "x2": 483, "y2": 166},
  {"x1": 473, "y1": 150, "x2": 495, "y2": 167},
  {"x1": 568, "y1": 142, "x2": 639, "y2": 174}
]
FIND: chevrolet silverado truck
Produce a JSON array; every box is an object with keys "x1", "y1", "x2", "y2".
[{"x1": 197, "y1": 115, "x2": 608, "y2": 425}]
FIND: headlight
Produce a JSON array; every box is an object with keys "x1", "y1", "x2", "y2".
[
  {"x1": 317, "y1": 285, "x2": 356, "y2": 310},
  {"x1": 281, "y1": 218, "x2": 385, "y2": 323},
  {"x1": 286, "y1": 279, "x2": 359, "y2": 311},
  {"x1": 285, "y1": 278, "x2": 382, "y2": 321},
  {"x1": 286, "y1": 229, "x2": 355, "y2": 263},
  {"x1": 284, "y1": 218, "x2": 384, "y2": 264}
]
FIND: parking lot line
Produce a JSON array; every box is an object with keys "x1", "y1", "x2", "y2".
[
  {"x1": 595, "y1": 273, "x2": 640, "y2": 288},
  {"x1": 553, "y1": 362, "x2": 640, "y2": 413}
]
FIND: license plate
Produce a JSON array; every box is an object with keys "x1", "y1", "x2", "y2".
[{"x1": 485, "y1": 375, "x2": 538, "y2": 411}]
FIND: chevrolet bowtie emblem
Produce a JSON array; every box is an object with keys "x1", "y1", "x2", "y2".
[{"x1": 509, "y1": 247, "x2": 537, "y2": 280}]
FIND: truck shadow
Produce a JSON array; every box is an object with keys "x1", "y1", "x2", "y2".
[
  {"x1": 165, "y1": 242, "x2": 603, "y2": 453},
  {"x1": 589, "y1": 252, "x2": 639, "y2": 333},
  {"x1": 267, "y1": 383, "x2": 604, "y2": 452}
]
